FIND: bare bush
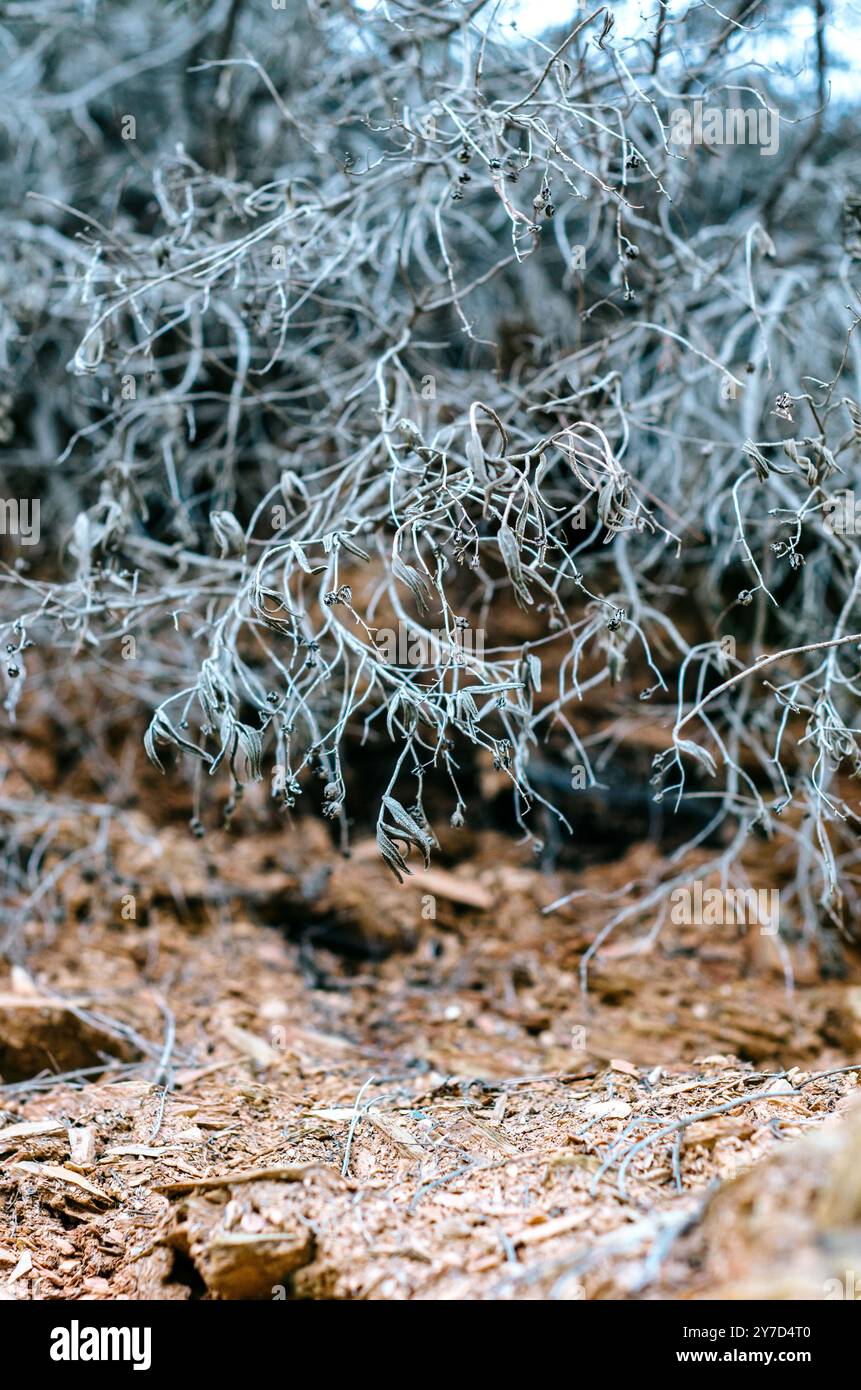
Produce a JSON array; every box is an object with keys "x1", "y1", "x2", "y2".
[{"x1": 2, "y1": 0, "x2": 860, "y2": 956}]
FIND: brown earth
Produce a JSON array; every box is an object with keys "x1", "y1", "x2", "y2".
[{"x1": 1, "y1": 767, "x2": 860, "y2": 1300}]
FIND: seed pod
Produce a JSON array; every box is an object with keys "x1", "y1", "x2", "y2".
[
  {"x1": 498, "y1": 522, "x2": 533, "y2": 609},
  {"x1": 210, "y1": 510, "x2": 246, "y2": 558}
]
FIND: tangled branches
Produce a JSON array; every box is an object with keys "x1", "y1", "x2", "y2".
[{"x1": 2, "y1": 0, "x2": 861, "y2": 944}]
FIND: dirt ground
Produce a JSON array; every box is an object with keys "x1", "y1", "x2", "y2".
[{"x1": 2, "y1": 756, "x2": 861, "y2": 1301}]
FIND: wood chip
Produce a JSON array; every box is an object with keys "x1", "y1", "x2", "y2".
[
  {"x1": 7, "y1": 1161, "x2": 113, "y2": 1201},
  {"x1": 511, "y1": 1210, "x2": 591, "y2": 1247},
  {"x1": 221, "y1": 1022, "x2": 281, "y2": 1067},
  {"x1": 581, "y1": 1098, "x2": 633, "y2": 1120},
  {"x1": 154, "y1": 1162, "x2": 343, "y2": 1195},
  {"x1": 67, "y1": 1126, "x2": 96, "y2": 1169},
  {"x1": 463, "y1": 1115, "x2": 520, "y2": 1155},
  {"x1": 6, "y1": 1251, "x2": 32, "y2": 1285},
  {"x1": 400, "y1": 868, "x2": 494, "y2": 911},
  {"x1": 0, "y1": 1120, "x2": 65, "y2": 1146},
  {"x1": 684, "y1": 1117, "x2": 755, "y2": 1148},
  {"x1": 367, "y1": 1112, "x2": 426, "y2": 1160},
  {"x1": 102, "y1": 1145, "x2": 172, "y2": 1159},
  {"x1": 192, "y1": 1228, "x2": 315, "y2": 1298}
]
